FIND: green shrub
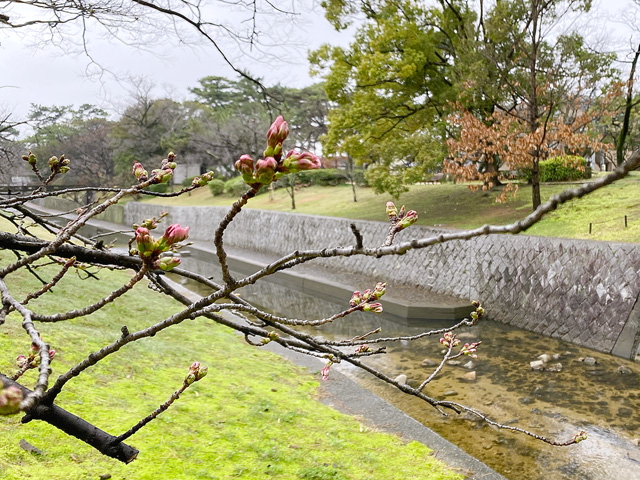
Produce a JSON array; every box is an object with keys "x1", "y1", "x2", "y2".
[
  {"x1": 182, "y1": 176, "x2": 197, "y2": 187},
  {"x1": 518, "y1": 155, "x2": 591, "y2": 183},
  {"x1": 145, "y1": 183, "x2": 169, "y2": 193},
  {"x1": 275, "y1": 168, "x2": 353, "y2": 188},
  {"x1": 224, "y1": 175, "x2": 252, "y2": 197},
  {"x1": 208, "y1": 178, "x2": 226, "y2": 196}
]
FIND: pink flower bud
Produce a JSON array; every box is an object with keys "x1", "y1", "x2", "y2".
[
  {"x1": 349, "y1": 291, "x2": 363, "y2": 307},
  {"x1": 398, "y1": 210, "x2": 418, "y2": 230},
  {"x1": 439, "y1": 332, "x2": 460, "y2": 348},
  {"x1": 163, "y1": 224, "x2": 190, "y2": 244},
  {"x1": 151, "y1": 168, "x2": 174, "y2": 184},
  {"x1": 362, "y1": 302, "x2": 383, "y2": 313},
  {"x1": 135, "y1": 226, "x2": 155, "y2": 257},
  {"x1": 185, "y1": 362, "x2": 208, "y2": 385},
  {"x1": 255, "y1": 157, "x2": 277, "y2": 185},
  {"x1": 154, "y1": 256, "x2": 181, "y2": 271},
  {"x1": 235, "y1": 154, "x2": 254, "y2": 179},
  {"x1": 0, "y1": 386, "x2": 23, "y2": 415},
  {"x1": 192, "y1": 171, "x2": 215, "y2": 187},
  {"x1": 386, "y1": 202, "x2": 397, "y2": 219},
  {"x1": 132, "y1": 162, "x2": 148, "y2": 182},
  {"x1": 320, "y1": 362, "x2": 332, "y2": 381},
  {"x1": 266, "y1": 116, "x2": 289, "y2": 148},
  {"x1": 281, "y1": 150, "x2": 321, "y2": 173},
  {"x1": 572, "y1": 431, "x2": 588, "y2": 443},
  {"x1": 372, "y1": 282, "x2": 387, "y2": 300}
]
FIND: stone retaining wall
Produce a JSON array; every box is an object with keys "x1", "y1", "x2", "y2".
[{"x1": 124, "y1": 202, "x2": 640, "y2": 358}]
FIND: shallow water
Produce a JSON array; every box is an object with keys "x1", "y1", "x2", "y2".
[{"x1": 173, "y1": 262, "x2": 640, "y2": 480}]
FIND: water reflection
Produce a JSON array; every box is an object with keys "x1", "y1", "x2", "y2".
[{"x1": 174, "y1": 256, "x2": 640, "y2": 480}]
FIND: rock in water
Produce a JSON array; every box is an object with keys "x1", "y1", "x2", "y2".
[{"x1": 394, "y1": 374, "x2": 408, "y2": 385}]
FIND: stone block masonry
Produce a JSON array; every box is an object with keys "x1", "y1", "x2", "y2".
[{"x1": 124, "y1": 202, "x2": 640, "y2": 359}]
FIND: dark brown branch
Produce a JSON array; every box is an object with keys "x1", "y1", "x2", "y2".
[{"x1": 0, "y1": 373, "x2": 139, "y2": 463}]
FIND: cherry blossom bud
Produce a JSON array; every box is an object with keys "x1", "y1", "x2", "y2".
[
  {"x1": 572, "y1": 431, "x2": 588, "y2": 443},
  {"x1": 266, "y1": 116, "x2": 289, "y2": 148},
  {"x1": 320, "y1": 361, "x2": 333, "y2": 381},
  {"x1": 235, "y1": 154, "x2": 255, "y2": 183},
  {"x1": 0, "y1": 386, "x2": 23, "y2": 415},
  {"x1": 162, "y1": 224, "x2": 190, "y2": 245},
  {"x1": 23, "y1": 152, "x2": 37, "y2": 166},
  {"x1": 397, "y1": 210, "x2": 418, "y2": 230},
  {"x1": 461, "y1": 342, "x2": 480, "y2": 358},
  {"x1": 355, "y1": 344, "x2": 371, "y2": 354},
  {"x1": 154, "y1": 256, "x2": 181, "y2": 271},
  {"x1": 133, "y1": 162, "x2": 149, "y2": 182},
  {"x1": 372, "y1": 282, "x2": 387, "y2": 300},
  {"x1": 282, "y1": 150, "x2": 321, "y2": 173},
  {"x1": 16, "y1": 355, "x2": 28, "y2": 368},
  {"x1": 135, "y1": 226, "x2": 155, "y2": 258},
  {"x1": 192, "y1": 171, "x2": 215, "y2": 187},
  {"x1": 439, "y1": 332, "x2": 460, "y2": 348},
  {"x1": 185, "y1": 361, "x2": 208, "y2": 385},
  {"x1": 141, "y1": 217, "x2": 159, "y2": 230},
  {"x1": 255, "y1": 157, "x2": 277, "y2": 184},
  {"x1": 151, "y1": 168, "x2": 174, "y2": 184},
  {"x1": 362, "y1": 302, "x2": 383, "y2": 313},
  {"x1": 386, "y1": 202, "x2": 397, "y2": 219},
  {"x1": 349, "y1": 291, "x2": 363, "y2": 307}
]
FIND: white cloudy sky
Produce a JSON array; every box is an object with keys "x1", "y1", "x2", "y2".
[{"x1": 0, "y1": 0, "x2": 638, "y2": 122}]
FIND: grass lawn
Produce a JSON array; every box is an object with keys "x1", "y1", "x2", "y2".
[
  {"x1": 0, "y1": 251, "x2": 462, "y2": 480},
  {"x1": 146, "y1": 172, "x2": 640, "y2": 243}
]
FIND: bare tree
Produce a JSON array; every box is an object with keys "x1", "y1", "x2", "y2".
[{"x1": 2, "y1": 116, "x2": 636, "y2": 463}]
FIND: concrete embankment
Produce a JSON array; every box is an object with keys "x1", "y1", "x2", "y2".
[{"x1": 122, "y1": 201, "x2": 640, "y2": 360}]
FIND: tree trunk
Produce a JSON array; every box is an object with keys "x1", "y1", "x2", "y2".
[
  {"x1": 531, "y1": 160, "x2": 542, "y2": 210},
  {"x1": 617, "y1": 43, "x2": 640, "y2": 166}
]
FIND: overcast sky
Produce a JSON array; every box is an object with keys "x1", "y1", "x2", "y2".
[
  {"x1": 0, "y1": 0, "x2": 353, "y2": 120},
  {"x1": 0, "y1": 0, "x2": 638, "y2": 123}
]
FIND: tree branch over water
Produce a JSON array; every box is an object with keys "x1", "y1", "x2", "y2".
[{"x1": 1, "y1": 118, "x2": 627, "y2": 461}]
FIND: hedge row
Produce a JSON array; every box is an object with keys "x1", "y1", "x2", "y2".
[{"x1": 520, "y1": 155, "x2": 591, "y2": 182}]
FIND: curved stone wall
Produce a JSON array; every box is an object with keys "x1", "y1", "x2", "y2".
[{"x1": 124, "y1": 202, "x2": 640, "y2": 358}]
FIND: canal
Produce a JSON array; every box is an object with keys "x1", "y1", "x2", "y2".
[{"x1": 174, "y1": 253, "x2": 640, "y2": 480}]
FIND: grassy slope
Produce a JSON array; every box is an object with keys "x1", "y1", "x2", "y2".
[
  {"x1": 148, "y1": 172, "x2": 640, "y2": 243},
  {"x1": 0, "y1": 256, "x2": 461, "y2": 480}
]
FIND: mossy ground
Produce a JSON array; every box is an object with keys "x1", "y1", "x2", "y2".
[{"x1": 0, "y1": 251, "x2": 462, "y2": 480}]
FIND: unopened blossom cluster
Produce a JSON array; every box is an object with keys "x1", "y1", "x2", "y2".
[
  {"x1": 385, "y1": 201, "x2": 418, "y2": 230},
  {"x1": 132, "y1": 220, "x2": 190, "y2": 271},
  {"x1": 234, "y1": 116, "x2": 322, "y2": 186},
  {"x1": 349, "y1": 282, "x2": 387, "y2": 313},
  {"x1": 132, "y1": 152, "x2": 177, "y2": 184},
  {"x1": 16, "y1": 340, "x2": 56, "y2": 372},
  {"x1": 439, "y1": 332, "x2": 461, "y2": 348},
  {"x1": 133, "y1": 152, "x2": 216, "y2": 187},
  {"x1": 22, "y1": 151, "x2": 71, "y2": 176},
  {"x1": 184, "y1": 362, "x2": 208, "y2": 386},
  {"x1": 0, "y1": 385, "x2": 22, "y2": 415}
]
